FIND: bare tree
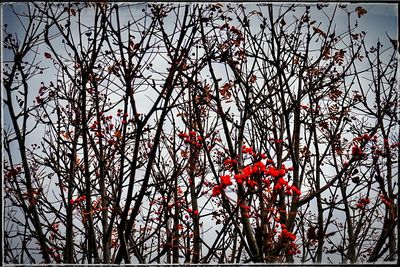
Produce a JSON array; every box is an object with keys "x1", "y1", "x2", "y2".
[{"x1": 2, "y1": 2, "x2": 398, "y2": 264}]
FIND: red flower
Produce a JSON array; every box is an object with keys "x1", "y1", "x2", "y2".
[
  {"x1": 223, "y1": 158, "x2": 238, "y2": 167},
  {"x1": 268, "y1": 166, "x2": 280, "y2": 178},
  {"x1": 360, "y1": 198, "x2": 370, "y2": 205},
  {"x1": 356, "y1": 198, "x2": 370, "y2": 209},
  {"x1": 278, "y1": 177, "x2": 288, "y2": 186},
  {"x1": 240, "y1": 204, "x2": 250, "y2": 212},
  {"x1": 212, "y1": 185, "x2": 222, "y2": 197},
  {"x1": 383, "y1": 138, "x2": 389, "y2": 144},
  {"x1": 195, "y1": 143, "x2": 202, "y2": 149},
  {"x1": 253, "y1": 161, "x2": 266, "y2": 173},
  {"x1": 351, "y1": 145, "x2": 364, "y2": 158},
  {"x1": 234, "y1": 173, "x2": 246, "y2": 184},
  {"x1": 262, "y1": 178, "x2": 271, "y2": 187},
  {"x1": 247, "y1": 179, "x2": 257, "y2": 188},
  {"x1": 69, "y1": 199, "x2": 75, "y2": 205},
  {"x1": 243, "y1": 166, "x2": 254, "y2": 177},
  {"x1": 291, "y1": 185, "x2": 301, "y2": 195},
  {"x1": 282, "y1": 229, "x2": 296, "y2": 241},
  {"x1": 242, "y1": 145, "x2": 253, "y2": 154},
  {"x1": 220, "y1": 175, "x2": 232, "y2": 187},
  {"x1": 356, "y1": 203, "x2": 364, "y2": 209},
  {"x1": 274, "y1": 183, "x2": 283, "y2": 191},
  {"x1": 193, "y1": 210, "x2": 199, "y2": 216},
  {"x1": 178, "y1": 132, "x2": 189, "y2": 139}
]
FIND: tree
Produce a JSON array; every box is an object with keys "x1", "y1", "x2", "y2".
[{"x1": 2, "y1": 2, "x2": 398, "y2": 264}]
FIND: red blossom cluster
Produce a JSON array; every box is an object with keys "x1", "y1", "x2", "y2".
[
  {"x1": 238, "y1": 201, "x2": 251, "y2": 218},
  {"x1": 116, "y1": 109, "x2": 130, "y2": 124},
  {"x1": 178, "y1": 131, "x2": 203, "y2": 149},
  {"x1": 287, "y1": 242, "x2": 301, "y2": 255},
  {"x1": 351, "y1": 145, "x2": 364, "y2": 159},
  {"x1": 48, "y1": 247, "x2": 61, "y2": 263},
  {"x1": 88, "y1": 112, "x2": 122, "y2": 145},
  {"x1": 214, "y1": 159, "x2": 301, "y2": 197},
  {"x1": 4, "y1": 166, "x2": 22, "y2": 179},
  {"x1": 274, "y1": 222, "x2": 300, "y2": 255},
  {"x1": 212, "y1": 175, "x2": 232, "y2": 197},
  {"x1": 69, "y1": 195, "x2": 86, "y2": 205},
  {"x1": 353, "y1": 133, "x2": 371, "y2": 143},
  {"x1": 356, "y1": 197, "x2": 370, "y2": 209},
  {"x1": 187, "y1": 208, "x2": 199, "y2": 216},
  {"x1": 223, "y1": 158, "x2": 238, "y2": 168},
  {"x1": 268, "y1": 138, "x2": 284, "y2": 144},
  {"x1": 253, "y1": 161, "x2": 267, "y2": 173},
  {"x1": 389, "y1": 142, "x2": 400, "y2": 149},
  {"x1": 282, "y1": 228, "x2": 296, "y2": 241},
  {"x1": 213, "y1": 145, "x2": 301, "y2": 197},
  {"x1": 242, "y1": 145, "x2": 254, "y2": 155},
  {"x1": 49, "y1": 223, "x2": 59, "y2": 241},
  {"x1": 35, "y1": 82, "x2": 55, "y2": 104},
  {"x1": 370, "y1": 137, "x2": 399, "y2": 159}
]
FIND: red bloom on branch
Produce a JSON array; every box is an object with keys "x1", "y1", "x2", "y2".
[
  {"x1": 356, "y1": 203, "x2": 364, "y2": 209},
  {"x1": 253, "y1": 161, "x2": 266, "y2": 173},
  {"x1": 356, "y1": 197, "x2": 370, "y2": 209},
  {"x1": 234, "y1": 173, "x2": 246, "y2": 184},
  {"x1": 268, "y1": 166, "x2": 280, "y2": 178},
  {"x1": 223, "y1": 158, "x2": 238, "y2": 167},
  {"x1": 274, "y1": 183, "x2": 283, "y2": 191},
  {"x1": 178, "y1": 132, "x2": 189, "y2": 139},
  {"x1": 220, "y1": 175, "x2": 232, "y2": 187},
  {"x1": 351, "y1": 145, "x2": 364, "y2": 158},
  {"x1": 247, "y1": 179, "x2": 257, "y2": 188},
  {"x1": 242, "y1": 166, "x2": 254, "y2": 178},
  {"x1": 242, "y1": 145, "x2": 253, "y2": 154},
  {"x1": 282, "y1": 228, "x2": 296, "y2": 241},
  {"x1": 360, "y1": 197, "x2": 370, "y2": 205},
  {"x1": 212, "y1": 175, "x2": 233, "y2": 197},
  {"x1": 212, "y1": 185, "x2": 222, "y2": 197},
  {"x1": 278, "y1": 177, "x2": 288, "y2": 186},
  {"x1": 291, "y1": 185, "x2": 301, "y2": 195}
]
